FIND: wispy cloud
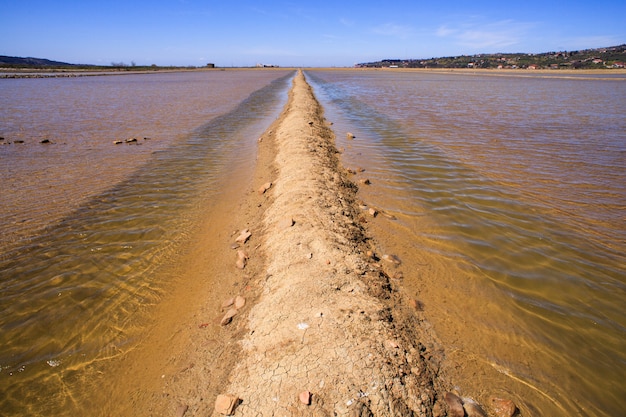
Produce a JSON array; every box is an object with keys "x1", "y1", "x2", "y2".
[
  {"x1": 436, "y1": 19, "x2": 535, "y2": 51},
  {"x1": 340, "y1": 18, "x2": 355, "y2": 27},
  {"x1": 372, "y1": 23, "x2": 415, "y2": 40}
]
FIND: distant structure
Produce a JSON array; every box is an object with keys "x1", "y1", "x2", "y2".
[{"x1": 206, "y1": 63, "x2": 215, "y2": 68}]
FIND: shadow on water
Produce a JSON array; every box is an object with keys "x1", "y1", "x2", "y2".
[
  {"x1": 0, "y1": 71, "x2": 294, "y2": 415},
  {"x1": 306, "y1": 70, "x2": 626, "y2": 417}
]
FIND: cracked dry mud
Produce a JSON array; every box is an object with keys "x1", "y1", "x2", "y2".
[{"x1": 212, "y1": 71, "x2": 448, "y2": 416}]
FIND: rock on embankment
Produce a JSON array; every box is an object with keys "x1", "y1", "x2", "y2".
[{"x1": 215, "y1": 71, "x2": 452, "y2": 416}]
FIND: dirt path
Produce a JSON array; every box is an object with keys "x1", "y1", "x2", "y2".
[
  {"x1": 200, "y1": 70, "x2": 448, "y2": 417},
  {"x1": 114, "y1": 70, "x2": 518, "y2": 417}
]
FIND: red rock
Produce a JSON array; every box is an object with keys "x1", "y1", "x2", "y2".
[
  {"x1": 215, "y1": 394, "x2": 239, "y2": 415},
  {"x1": 444, "y1": 392, "x2": 465, "y2": 417},
  {"x1": 299, "y1": 390, "x2": 311, "y2": 405},
  {"x1": 490, "y1": 397, "x2": 518, "y2": 417}
]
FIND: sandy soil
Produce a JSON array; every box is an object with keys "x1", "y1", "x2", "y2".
[{"x1": 105, "y1": 70, "x2": 496, "y2": 417}]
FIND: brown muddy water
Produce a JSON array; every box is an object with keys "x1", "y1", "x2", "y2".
[
  {"x1": 306, "y1": 70, "x2": 626, "y2": 417},
  {"x1": 0, "y1": 69, "x2": 294, "y2": 415}
]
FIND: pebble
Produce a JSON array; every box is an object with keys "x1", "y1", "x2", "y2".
[
  {"x1": 176, "y1": 403, "x2": 189, "y2": 417},
  {"x1": 346, "y1": 132, "x2": 355, "y2": 139},
  {"x1": 489, "y1": 397, "x2": 518, "y2": 417},
  {"x1": 464, "y1": 401, "x2": 488, "y2": 417},
  {"x1": 258, "y1": 182, "x2": 273, "y2": 194},
  {"x1": 444, "y1": 392, "x2": 465, "y2": 417},
  {"x1": 382, "y1": 254, "x2": 401, "y2": 265},
  {"x1": 236, "y1": 250, "x2": 248, "y2": 269},
  {"x1": 385, "y1": 339, "x2": 399, "y2": 349},
  {"x1": 234, "y1": 295, "x2": 246, "y2": 309},
  {"x1": 359, "y1": 178, "x2": 371, "y2": 185},
  {"x1": 222, "y1": 297, "x2": 235, "y2": 309},
  {"x1": 368, "y1": 208, "x2": 378, "y2": 217},
  {"x1": 214, "y1": 394, "x2": 240, "y2": 415},
  {"x1": 220, "y1": 309, "x2": 238, "y2": 326},
  {"x1": 299, "y1": 390, "x2": 312, "y2": 405},
  {"x1": 278, "y1": 216, "x2": 295, "y2": 228},
  {"x1": 235, "y1": 229, "x2": 252, "y2": 244}
]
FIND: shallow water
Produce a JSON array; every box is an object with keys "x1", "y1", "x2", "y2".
[
  {"x1": 307, "y1": 70, "x2": 626, "y2": 417},
  {"x1": 0, "y1": 70, "x2": 293, "y2": 415}
]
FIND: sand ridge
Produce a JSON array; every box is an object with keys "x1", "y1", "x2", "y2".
[{"x1": 216, "y1": 70, "x2": 446, "y2": 416}]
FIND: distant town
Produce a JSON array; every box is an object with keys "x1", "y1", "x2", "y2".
[{"x1": 357, "y1": 44, "x2": 626, "y2": 70}]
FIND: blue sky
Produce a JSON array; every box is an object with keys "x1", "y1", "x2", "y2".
[{"x1": 2, "y1": 0, "x2": 625, "y2": 67}]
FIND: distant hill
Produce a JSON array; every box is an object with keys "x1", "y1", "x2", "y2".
[
  {"x1": 0, "y1": 56, "x2": 81, "y2": 67},
  {"x1": 358, "y1": 44, "x2": 626, "y2": 70}
]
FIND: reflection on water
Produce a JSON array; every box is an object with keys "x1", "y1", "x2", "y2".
[
  {"x1": 0, "y1": 70, "x2": 293, "y2": 415},
  {"x1": 307, "y1": 70, "x2": 626, "y2": 417}
]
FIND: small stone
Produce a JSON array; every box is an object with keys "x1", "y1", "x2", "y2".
[
  {"x1": 113, "y1": 140, "x2": 123, "y2": 144},
  {"x1": 464, "y1": 401, "x2": 488, "y2": 417},
  {"x1": 444, "y1": 392, "x2": 465, "y2": 417},
  {"x1": 215, "y1": 394, "x2": 239, "y2": 415},
  {"x1": 307, "y1": 252, "x2": 313, "y2": 259},
  {"x1": 346, "y1": 132, "x2": 355, "y2": 139},
  {"x1": 278, "y1": 216, "x2": 295, "y2": 228},
  {"x1": 40, "y1": 139, "x2": 51, "y2": 144},
  {"x1": 125, "y1": 138, "x2": 137, "y2": 143},
  {"x1": 489, "y1": 397, "x2": 518, "y2": 417},
  {"x1": 299, "y1": 390, "x2": 311, "y2": 405},
  {"x1": 222, "y1": 297, "x2": 235, "y2": 308},
  {"x1": 220, "y1": 309, "x2": 238, "y2": 326},
  {"x1": 234, "y1": 295, "x2": 246, "y2": 309},
  {"x1": 176, "y1": 403, "x2": 189, "y2": 417},
  {"x1": 368, "y1": 208, "x2": 378, "y2": 217},
  {"x1": 235, "y1": 229, "x2": 251, "y2": 244},
  {"x1": 230, "y1": 243, "x2": 240, "y2": 250},
  {"x1": 382, "y1": 254, "x2": 401, "y2": 265},
  {"x1": 258, "y1": 182, "x2": 272, "y2": 194},
  {"x1": 381, "y1": 212, "x2": 397, "y2": 220},
  {"x1": 359, "y1": 178, "x2": 371, "y2": 185},
  {"x1": 236, "y1": 250, "x2": 248, "y2": 269},
  {"x1": 385, "y1": 339, "x2": 399, "y2": 349}
]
